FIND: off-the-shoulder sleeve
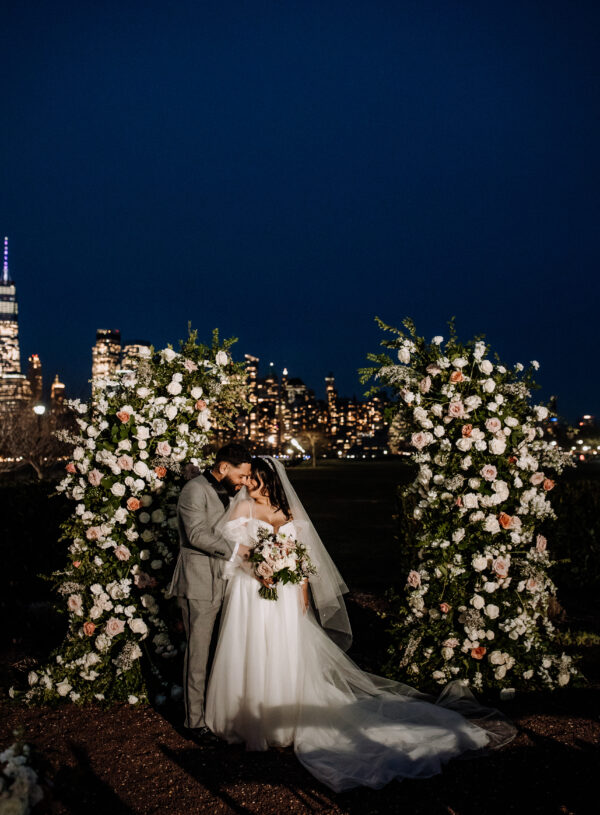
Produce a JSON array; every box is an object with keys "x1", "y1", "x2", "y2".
[{"x1": 223, "y1": 515, "x2": 251, "y2": 562}]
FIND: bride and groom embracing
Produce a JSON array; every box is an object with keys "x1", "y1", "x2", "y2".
[{"x1": 167, "y1": 443, "x2": 515, "y2": 792}]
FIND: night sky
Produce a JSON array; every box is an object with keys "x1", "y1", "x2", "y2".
[{"x1": 2, "y1": 1, "x2": 599, "y2": 419}]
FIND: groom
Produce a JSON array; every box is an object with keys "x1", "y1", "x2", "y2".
[{"x1": 167, "y1": 442, "x2": 252, "y2": 738}]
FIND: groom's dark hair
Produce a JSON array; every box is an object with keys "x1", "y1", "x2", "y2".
[{"x1": 214, "y1": 443, "x2": 252, "y2": 467}]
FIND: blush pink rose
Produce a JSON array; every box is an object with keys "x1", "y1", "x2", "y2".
[
  {"x1": 536, "y1": 534, "x2": 547, "y2": 553},
  {"x1": 67, "y1": 594, "x2": 82, "y2": 613},
  {"x1": 407, "y1": 570, "x2": 421, "y2": 588},
  {"x1": 526, "y1": 577, "x2": 539, "y2": 592},
  {"x1": 480, "y1": 465, "x2": 497, "y2": 482},
  {"x1": 419, "y1": 376, "x2": 432, "y2": 393},
  {"x1": 73, "y1": 561, "x2": 81, "y2": 568},
  {"x1": 156, "y1": 441, "x2": 172, "y2": 456},
  {"x1": 485, "y1": 418, "x2": 502, "y2": 434},
  {"x1": 134, "y1": 571, "x2": 157, "y2": 589},
  {"x1": 86, "y1": 526, "x2": 102, "y2": 541},
  {"x1": 448, "y1": 401, "x2": 465, "y2": 418},
  {"x1": 439, "y1": 603, "x2": 451, "y2": 614},
  {"x1": 257, "y1": 562, "x2": 274, "y2": 579},
  {"x1": 183, "y1": 359, "x2": 198, "y2": 372},
  {"x1": 116, "y1": 411, "x2": 130, "y2": 423},
  {"x1": 462, "y1": 424, "x2": 473, "y2": 437},
  {"x1": 117, "y1": 455, "x2": 134, "y2": 470},
  {"x1": 493, "y1": 556, "x2": 510, "y2": 578},
  {"x1": 530, "y1": 472, "x2": 545, "y2": 486},
  {"x1": 88, "y1": 469, "x2": 102, "y2": 486},
  {"x1": 195, "y1": 399, "x2": 207, "y2": 411},
  {"x1": 105, "y1": 617, "x2": 125, "y2": 637},
  {"x1": 114, "y1": 545, "x2": 131, "y2": 561}
]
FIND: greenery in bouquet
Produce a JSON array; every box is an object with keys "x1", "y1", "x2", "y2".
[
  {"x1": 17, "y1": 328, "x2": 250, "y2": 706},
  {"x1": 361, "y1": 317, "x2": 578, "y2": 694}
]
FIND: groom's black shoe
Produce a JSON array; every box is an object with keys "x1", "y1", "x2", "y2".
[{"x1": 187, "y1": 725, "x2": 219, "y2": 745}]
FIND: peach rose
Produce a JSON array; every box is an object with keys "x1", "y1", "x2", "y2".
[
  {"x1": 73, "y1": 561, "x2": 81, "y2": 568},
  {"x1": 508, "y1": 456, "x2": 517, "y2": 465},
  {"x1": 114, "y1": 544, "x2": 132, "y2": 561},
  {"x1": 83, "y1": 622, "x2": 96, "y2": 636},
  {"x1": 154, "y1": 466, "x2": 167, "y2": 478},
  {"x1": 471, "y1": 646, "x2": 487, "y2": 660},
  {"x1": 66, "y1": 461, "x2": 77, "y2": 473},
  {"x1": 450, "y1": 370, "x2": 464, "y2": 383},
  {"x1": 455, "y1": 496, "x2": 462, "y2": 507},
  {"x1": 257, "y1": 562, "x2": 274, "y2": 580},
  {"x1": 116, "y1": 411, "x2": 130, "y2": 423},
  {"x1": 526, "y1": 577, "x2": 539, "y2": 592},
  {"x1": 195, "y1": 399, "x2": 207, "y2": 410},
  {"x1": 543, "y1": 479, "x2": 555, "y2": 491},
  {"x1": 127, "y1": 497, "x2": 142, "y2": 511},
  {"x1": 439, "y1": 603, "x2": 451, "y2": 614},
  {"x1": 461, "y1": 424, "x2": 473, "y2": 437},
  {"x1": 498, "y1": 512, "x2": 512, "y2": 529}
]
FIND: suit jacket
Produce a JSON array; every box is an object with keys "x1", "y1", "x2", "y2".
[{"x1": 166, "y1": 474, "x2": 233, "y2": 601}]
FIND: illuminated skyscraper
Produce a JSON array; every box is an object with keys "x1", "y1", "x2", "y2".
[
  {"x1": 0, "y1": 238, "x2": 32, "y2": 408},
  {"x1": 50, "y1": 373, "x2": 66, "y2": 407},
  {"x1": 92, "y1": 329, "x2": 121, "y2": 388},
  {"x1": 122, "y1": 340, "x2": 152, "y2": 371},
  {"x1": 27, "y1": 353, "x2": 43, "y2": 401}
]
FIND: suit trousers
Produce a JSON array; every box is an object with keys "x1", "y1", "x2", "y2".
[{"x1": 178, "y1": 595, "x2": 222, "y2": 729}]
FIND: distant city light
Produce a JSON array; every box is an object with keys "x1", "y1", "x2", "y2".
[{"x1": 33, "y1": 403, "x2": 46, "y2": 415}]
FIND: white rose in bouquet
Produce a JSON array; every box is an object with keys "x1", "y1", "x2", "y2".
[
  {"x1": 482, "y1": 378, "x2": 496, "y2": 393},
  {"x1": 397, "y1": 347, "x2": 411, "y2": 364},
  {"x1": 479, "y1": 360, "x2": 493, "y2": 374},
  {"x1": 111, "y1": 482, "x2": 126, "y2": 497},
  {"x1": 216, "y1": 350, "x2": 229, "y2": 366}
]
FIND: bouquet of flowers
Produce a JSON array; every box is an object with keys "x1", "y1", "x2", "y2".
[{"x1": 249, "y1": 525, "x2": 316, "y2": 600}]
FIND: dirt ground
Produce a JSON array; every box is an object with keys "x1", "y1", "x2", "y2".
[{"x1": 2, "y1": 590, "x2": 599, "y2": 815}]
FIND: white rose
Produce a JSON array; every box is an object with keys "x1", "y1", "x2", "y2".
[
  {"x1": 463, "y1": 493, "x2": 479, "y2": 509},
  {"x1": 431, "y1": 404, "x2": 443, "y2": 417},
  {"x1": 484, "y1": 515, "x2": 500, "y2": 534},
  {"x1": 137, "y1": 387, "x2": 151, "y2": 398},
  {"x1": 56, "y1": 680, "x2": 72, "y2": 696},
  {"x1": 482, "y1": 378, "x2": 496, "y2": 393},
  {"x1": 397, "y1": 347, "x2": 411, "y2": 364},
  {"x1": 489, "y1": 437, "x2": 507, "y2": 455},
  {"x1": 485, "y1": 604, "x2": 500, "y2": 618},
  {"x1": 167, "y1": 381, "x2": 182, "y2": 395},
  {"x1": 479, "y1": 360, "x2": 493, "y2": 375},
  {"x1": 432, "y1": 336, "x2": 443, "y2": 345},
  {"x1": 129, "y1": 618, "x2": 148, "y2": 636},
  {"x1": 472, "y1": 594, "x2": 485, "y2": 610},
  {"x1": 494, "y1": 665, "x2": 507, "y2": 679},
  {"x1": 441, "y1": 647, "x2": 454, "y2": 660},
  {"x1": 472, "y1": 555, "x2": 488, "y2": 571},
  {"x1": 162, "y1": 348, "x2": 177, "y2": 362},
  {"x1": 190, "y1": 387, "x2": 203, "y2": 399},
  {"x1": 453, "y1": 357, "x2": 468, "y2": 368},
  {"x1": 135, "y1": 426, "x2": 150, "y2": 440},
  {"x1": 165, "y1": 405, "x2": 178, "y2": 420},
  {"x1": 110, "y1": 482, "x2": 125, "y2": 498},
  {"x1": 534, "y1": 405, "x2": 549, "y2": 421},
  {"x1": 215, "y1": 350, "x2": 229, "y2": 366},
  {"x1": 133, "y1": 461, "x2": 149, "y2": 478},
  {"x1": 456, "y1": 437, "x2": 473, "y2": 452}
]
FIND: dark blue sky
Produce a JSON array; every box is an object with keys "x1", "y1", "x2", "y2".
[{"x1": 2, "y1": 0, "x2": 599, "y2": 419}]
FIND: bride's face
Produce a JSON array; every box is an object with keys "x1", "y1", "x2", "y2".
[{"x1": 248, "y1": 471, "x2": 268, "y2": 502}]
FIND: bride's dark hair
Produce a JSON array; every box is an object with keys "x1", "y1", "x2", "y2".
[{"x1": 251, "y1": 457, "x2": 292, "y2": 519}]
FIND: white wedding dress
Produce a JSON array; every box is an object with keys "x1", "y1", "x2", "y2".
[{"x1": 205, "y1": 515, "x2": 514, "y2": 792}]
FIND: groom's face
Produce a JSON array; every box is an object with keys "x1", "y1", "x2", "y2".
[{"x1": 217, "y1": 461, "x2": 252, "y2": 495}]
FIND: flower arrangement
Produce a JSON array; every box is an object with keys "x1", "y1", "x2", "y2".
[
  {"x1": 249, "y1": 525, "x2": 316, "y2": 600},
  {"x1": 362, "y1": 318, "x2": 577, "y2": 693},
  {"x1": 19, "y1": 329, "x2": 250, "y2": 705}
]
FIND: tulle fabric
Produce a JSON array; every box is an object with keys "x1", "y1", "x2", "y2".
[{"x1": 205, "y1": 519, "x2": 516, "y2": 792}]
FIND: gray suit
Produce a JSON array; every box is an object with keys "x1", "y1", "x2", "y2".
[{"x1": 167, "y1": 473, "x2": 234, "y2": 729}]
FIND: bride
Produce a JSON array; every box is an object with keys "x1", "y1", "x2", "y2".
[{"x1": 204, "y1": 456, "x2": 516, "y2": 792}]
